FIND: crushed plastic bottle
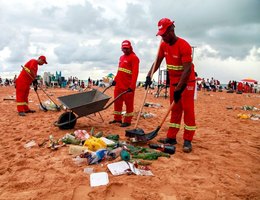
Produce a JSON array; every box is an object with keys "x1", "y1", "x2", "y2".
[
  {"x1": 106, "y1": 147, "x2": 122, "y2": 160},
  {"x1": 85, "y1": 149, "x2": 108, "y2": 165},
  {"x1": 142, "y1": 112, "x2": 156, "y2": 119}
]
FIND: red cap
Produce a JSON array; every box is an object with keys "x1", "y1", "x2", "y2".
[
  {"x1": 156, "y1": 18, "x2": 174, "y2": 36},
  {"x1": 38, "y1": 55, "x2": 48, "y2": 64},
  {"x1": 121, "y1": 40, "x2": 132, "y2": 49}
]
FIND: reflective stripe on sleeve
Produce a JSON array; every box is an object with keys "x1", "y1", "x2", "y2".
[
  {"x1": 118, "y1": 67, "x2": 132, "y2": 74},
  {"x1": 167, "y1": 65, "x2": 184, "y2": 71},
  {"x1": 24, "y1": 66, "x2": 31, "y2": 74}
]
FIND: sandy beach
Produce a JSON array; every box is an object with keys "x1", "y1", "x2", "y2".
[{"x1": 0, "y1": 85, "x2": 259, "y2": 200}]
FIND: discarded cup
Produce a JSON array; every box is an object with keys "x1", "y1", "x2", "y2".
[{"x1": 24, "y1": 140, "x2": 37, "y2": 148}]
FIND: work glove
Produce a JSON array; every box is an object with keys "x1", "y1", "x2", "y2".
[
  {"x1": 173, "y1": 84, "x2": 187, "y2": 103},
  {"x1": 144, "y1": 76, "x2": 152, "y2": 89},
  {"x1": 32, "y1": 79, "x2": 38, "y2": 91},
  {"x1": 111, "y1": 80, "x2": 116, "y2": 86}
]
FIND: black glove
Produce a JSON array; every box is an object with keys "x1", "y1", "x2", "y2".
[
  {"x1": 111, "y1": 80, "x2": 116, "y2": 86},
  {"x1": 144, "y1": 76, "x2": 152, "y2": 89},
  {"x1": 173, "y1": 84, "x2": 187, "y2": 103},
  {"x1": 32, "y1": 79, "x2": 38, "y2": 91},
  {"x1": 127, "y1": 88, "x2": 133, "y2": 92}
]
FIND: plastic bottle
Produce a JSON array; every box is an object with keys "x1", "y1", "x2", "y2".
[
  {"x1": 120, "y1": 149, "x2": 130, "y2": 161},
  {"x1": 69, "y1": 145, "x2": 89, "y2": 155},
  {"x1": 149, "y1": 144, "x2": 176, "y2": 154},
  {"x1": 107, "y1": 147, "x2": 122, "y2": 160},
  {"x1": 88, "y1": 149, "x2": 108, "y2": 165}
]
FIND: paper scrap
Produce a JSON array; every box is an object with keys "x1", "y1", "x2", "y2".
[{"x1": 90, "y1": 172, "x2": 109, "y2": 187}]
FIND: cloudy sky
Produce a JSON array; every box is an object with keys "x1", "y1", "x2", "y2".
[{"x1": 0, "y1": 0, "x2": 260, "y2": 83}]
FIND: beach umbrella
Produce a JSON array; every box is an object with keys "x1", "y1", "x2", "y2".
[
  {"x1": 107, "y1": 73, "x2": 115, "y2": 78},
  {"x1": 241, "y1": 78, "x2": 258, "y2": 83}
]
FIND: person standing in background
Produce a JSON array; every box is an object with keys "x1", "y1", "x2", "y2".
[
  {"x1": 110, "y1": 40, "x2": 139, "y2": 127},
  {"x1": 16, "y1": 55, "x2": 47, "y2": 116}
]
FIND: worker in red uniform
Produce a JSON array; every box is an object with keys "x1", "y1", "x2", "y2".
[
  {"x1": 145, "y1": 18, "x2": 196, "y2": 153},
  {"x1": 16, "y1": 55, "x2": 48, "y2": 116},
  {"x1": 109, "y1": 40, "x2": 139, "y2": 127}
]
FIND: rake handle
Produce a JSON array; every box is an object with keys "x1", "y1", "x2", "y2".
[
  {"x1": 134, "y1": 39, "x2": 162, "y2": 129},
  {"x1": 158, "y1": 99, "x2": 175, "y2": 128}
]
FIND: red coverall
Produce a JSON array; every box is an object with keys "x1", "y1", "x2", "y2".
[
  {"x1": 16, "y1": 59, "x2": 38, "y2": 112},
  {"x1": 113, "y1": 52, "x2": 139, "y2": 123},
  {"x1": 158, "y1": 38, "x2": 196, "y2": 141}
]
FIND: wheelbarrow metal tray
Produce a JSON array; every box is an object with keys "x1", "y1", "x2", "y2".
[{"x1": 58, "y1": 89, "x2": 111, "y2": 117}]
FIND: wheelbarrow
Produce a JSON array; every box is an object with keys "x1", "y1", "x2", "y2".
[{"x1": 54, "y1": 86, "x2": 129, "y2": 130}]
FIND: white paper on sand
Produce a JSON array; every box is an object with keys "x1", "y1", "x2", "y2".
[
  {"x1": 107, "y1": 161, "x2": 153, "y2": 176},
  {"x1": 100, "y1": 137, "x2": 115, "y2": 145},
  {"x1": 90, "y1": 172, "x2": 109, "y2": 187}
]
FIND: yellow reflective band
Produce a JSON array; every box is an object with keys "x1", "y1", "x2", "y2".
[
  {"x1": 184, "y1": 124, "x2": 197, "y2": 131},
  {"x1": 167, "y1": 65, "x2": 184, "y2": 71},
  {"x1": 124, "y1": 112, "x2": 134, "y2": 117},
  {"x1": 113, "y1": 111, "x2": 122, "y2": 115},
  {"x1": 17, "y1": 102, "x2": 28, "y2": 106},
  {"x1": 24, "y1": 66, "x2": 31, "y2": 74},
  {"x1": 118, "y1": 67, "x2": 132, "y2": 74},
  {"x1": 168, "y1": 123, "x2": 181, "y2": 128}
]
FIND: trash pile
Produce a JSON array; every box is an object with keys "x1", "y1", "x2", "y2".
[
  {"x1": 235, "y1": 105, "x2": 260, "y2": 120},
  {"x1": 226, "y1": 105, "x2": 259, "y2": 111},
  {"x1": 141, "y1": 112, "x2": 156, "y2": 119},
  {"x1": 144, "y1": 102, "x2": 162, "y2": 108},
  {"x1": 237, "y1": 113, "x2": 260, "y2": 120},
  {"x1": 41, "y1": 100, "x2": 59, "y2": 111},
  {"x1": 29, "y1": 127, "x2": 175, "y2": 186},
  {"x1": 240, "y1": 105, "x2": 259, "y2": 111}
]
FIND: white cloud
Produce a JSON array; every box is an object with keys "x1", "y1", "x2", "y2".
[{"x1": 0, "y1": 0, "x2": 259, "y2": 84}]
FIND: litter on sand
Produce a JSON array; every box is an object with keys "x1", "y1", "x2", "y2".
[
  {"x1": 107, "y1": 161, "x2": 154, "y2": 176},
  {"x1": 90, "y1": 172, "x2": 109, "y2": 187}
]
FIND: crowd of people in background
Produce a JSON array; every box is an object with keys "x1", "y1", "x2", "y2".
[
  {"x1": 196, "y1": 77, "x2": 259, "y2": 93},
  {"x1": 0, "y1": 76, "x2": 15, "y2": 86},
  {"x1": 0, "y1": 75, "x2": 259, "y2": 94},
  {"x1": 197, "y1": 77, "x2": 222, "y2": 92}
]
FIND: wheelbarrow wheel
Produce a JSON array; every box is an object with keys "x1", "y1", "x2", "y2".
[{"x1": 57, "y1": 112, "x2": 77, "y2": 130}]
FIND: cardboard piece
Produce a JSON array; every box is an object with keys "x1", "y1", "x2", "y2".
[
  {"x1": 107, "y1": 161, "x2": 154, "y2": 176},
  {"x1": 90, "y1": 172, "x2": 109, "y2": 187}
]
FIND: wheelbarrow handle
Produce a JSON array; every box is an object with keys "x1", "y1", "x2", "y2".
[
  {"x1": 103, "y1": 89, "x2": 130, "y2": 110},
  {"x1": 102, "y1": 84, "x2": 113, "y2": 94}
]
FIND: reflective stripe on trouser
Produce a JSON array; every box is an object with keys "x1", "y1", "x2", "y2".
[
  {"x1": 167, "y1": 81, "x2": 196, "y2": 141},
  {"x1": 16, "y1": 79, "x2": 30, "y2": 112},
  {"x1": 113, "y1": 88, "x2": 134, "y2": 123}
]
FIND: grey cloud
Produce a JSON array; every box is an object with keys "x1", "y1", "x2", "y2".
[{"x1": 149, "y1": 0, "x2": 260, "y2": 59}]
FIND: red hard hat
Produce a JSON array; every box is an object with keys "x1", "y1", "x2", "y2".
[{"x1": 156, "y1": 18, "x2": 174, "y2": 36}]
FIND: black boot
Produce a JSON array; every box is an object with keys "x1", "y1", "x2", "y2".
[
  {"x1": 183, "y1": 140, "x2": 192, "y2": 153},
  {"x1": 109, "y1": 120, "x2": 122, "y2": 124},
  {"x1": 18, "y1": 112, "x2": 26, "y2": 116},
  {"x1": 120, "y1": 122, "x2": 131, "y2": 127}
]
